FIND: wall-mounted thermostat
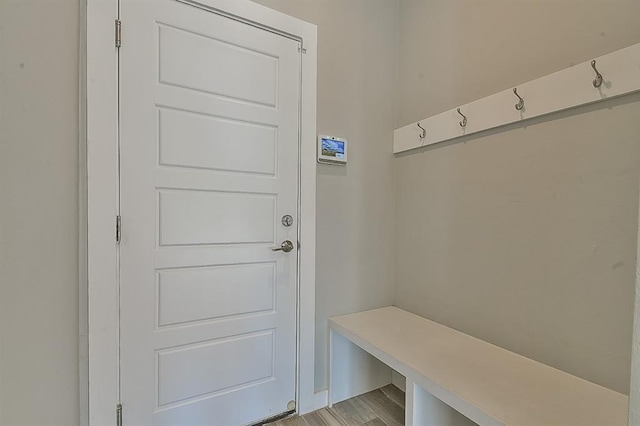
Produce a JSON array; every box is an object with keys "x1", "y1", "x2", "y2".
[{"x1": 317, "y1": 135, "x2": 348, "y2": 165}]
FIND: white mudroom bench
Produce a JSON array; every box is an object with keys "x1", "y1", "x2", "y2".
[{"x1": 328, "y1": 306, "x2": 628, "y2": 426}]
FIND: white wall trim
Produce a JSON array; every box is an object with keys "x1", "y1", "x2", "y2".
[
  {"x1": 85, "y1": 0, "x2": 317, "y2": 423},
  {"x1": 78, "y1": 0, "x2": 89, "y2": 425},
  {"x1": 86, "y1": 0, "x2": 119, "y2": 423}
]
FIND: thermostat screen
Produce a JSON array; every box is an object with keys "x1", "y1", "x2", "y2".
[{"x1": 321, "y1": 138, "x2": 345, "y2": 159}]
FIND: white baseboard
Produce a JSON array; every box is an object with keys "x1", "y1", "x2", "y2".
[{"x1": 313, "y1": 389, "x2": 329, "y2": 411}]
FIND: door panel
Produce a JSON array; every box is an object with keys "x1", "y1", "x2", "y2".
[
  {"x1": 158, "y1": 189, "x2": 276, "y2": 246},
  {"x1": 158, "y1": 108, "x2": 278, "y2": 175},
  {"x1": 156, "y1": 330, "x2": 275, "y2": 407},
  {"x1": 157, "y1": 263, "x2": 276, "y2": 327},
  {"x1": 119, "y1": 0, "x2": 300, "y2": 424},
  {"x1": 158, "y1": 23, "x2": 279, "y2": 107}
]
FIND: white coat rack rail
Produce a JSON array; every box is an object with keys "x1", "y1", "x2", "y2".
[{"x1": 393, "y1": 42, "x2": 640, "y2": 154}]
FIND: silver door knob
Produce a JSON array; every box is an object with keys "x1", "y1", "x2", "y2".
[{"x1": 272, "y1": 240, "x2": 294, "y2": 253}]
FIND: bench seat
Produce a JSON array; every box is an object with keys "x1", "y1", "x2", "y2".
[{"x1": 328, "y1": 306, "x2": 628, "y2": 426}]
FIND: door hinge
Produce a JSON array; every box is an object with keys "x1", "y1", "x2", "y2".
[
  {"x1": 116, "y1": 215, "x2": 122, "y2": 244},
  {"x1": 115, "y1": 19, "x2": 122, "y2": 48},
  {"x1": 116, "y1": 403, "x2": 123, "y2": 426}
]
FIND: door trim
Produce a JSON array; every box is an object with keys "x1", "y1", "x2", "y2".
[{"x1": 82, "y1": 1, "x2": 317, "y2": 424}]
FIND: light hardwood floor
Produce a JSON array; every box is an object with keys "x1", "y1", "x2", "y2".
[{"x1": 268, "y1": 385, "x2": 405, "y2": 426}]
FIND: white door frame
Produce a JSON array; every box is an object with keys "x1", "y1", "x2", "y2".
[{"x1": 83, "y1": 1, "x2": 317, "y2": 424}]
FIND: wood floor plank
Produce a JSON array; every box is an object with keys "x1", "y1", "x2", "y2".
[
  {"x1": 379, "y1": 385, "x2": 405, "y2": 408},
  {"x1": 303, "y1": 408, "x2": 348, "y2": 426},
  {"x1": 359, "y1": 390, "x2": 404, "y2": 426},
  {"x1": 331, "y1": 395, "x2": 378, "y2": 425},
  {"x1": 316, "y1": 408, "x2": 350, "y2": 426},
  {"x1": 267, "y1": 386, "x2": 404, "y2": 426},
  {"x1": 269, "y1": 414, "x2": 307, "y2": 426},
  {"x1": 362, "y1": 419, "x2": 387, "y2": 426}
]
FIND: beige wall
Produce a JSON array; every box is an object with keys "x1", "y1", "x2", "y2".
[
  {"x1": 250, "y1": 0, "x2": 399, "y2": 391},
  {"x1": 0, "y1": 0, "x2": 80, "y2": 425},
  {"x1": 1, "y1": 0, "x2": 638, "y2": 424},
  {"x1": 395, "y1": 0, "x2": 640, "y2": 394}
]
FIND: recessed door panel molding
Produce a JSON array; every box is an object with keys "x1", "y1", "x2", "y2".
[
  {"x1": 156, "y1": 330, "x2": 275, "y2": 407},
  {"x1": 157, "y1": 262, "x2": 277, "y2": 327},
  {"x1": 158, "y1": 23, "x2": 279, "y2": 107},
  {"x1": 158, "y1": 107, "x2": 278, "y2": 175},
  {"x1": 157, "y1": 189, "x2": 277, "y2": 247}
]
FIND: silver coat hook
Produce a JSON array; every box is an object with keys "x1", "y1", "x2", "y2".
[
  {"x1": 513, "y1": 88, "x2": 524, "y2": 111},
  {"x1": 591, "y1": 60, "x2": 603, "y2": 88},
  {"x1": 457, "y1": 108, "x2": 467, "y2": 128},
  {"x1": 417, "y1": 122, "x2": 426, "y2": 140}
]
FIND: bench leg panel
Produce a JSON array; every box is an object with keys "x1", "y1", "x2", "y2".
[
  {"x1": 328, "y1": 328, "x2": 392, "y2": 406},
  {"x1": 406, "y1": 378, "x2": 477, "y2": 426}
]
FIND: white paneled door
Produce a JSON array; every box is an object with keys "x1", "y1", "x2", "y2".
[{"x1": 118, "y1": 0, "x2": 301, "y2": 424}]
